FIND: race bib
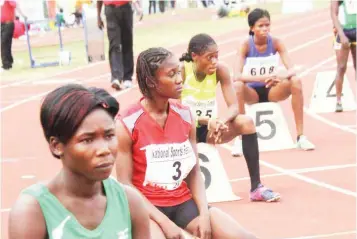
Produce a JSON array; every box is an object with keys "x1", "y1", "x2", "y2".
[
  {"x1": 182, "y1": 97, "x2": 217, "y2": 119},
  {"x1": 143, "y1": 140, "x2": 196, "y2": 191},
  {"x1": 345, "y1": 0, "x2": 357, "y2": 14},
  {"x1": 243, "y1": 54, "x2": 280, "y2": 77}
]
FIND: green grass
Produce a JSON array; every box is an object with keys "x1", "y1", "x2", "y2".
[{"x1": 2, "y1": 1, "x2": 328, "y2": 83}]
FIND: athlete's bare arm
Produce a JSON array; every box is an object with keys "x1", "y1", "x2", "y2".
[
  {"x1": 8, "y1": 194, "x2": 47, "y2": 239},
  {"x1": 124, "y1": 186, "x2": 151, "y2": 239},
  {"x1": 115, "y1": 120, "x2": 172, "y2": 227},
  {"x1": 330, "y1": 0, "x2": 348, "y2": 43},
  {"x1": 217, "y1": 63, "x2": 239, "y2": 123},
  {"x1": 274, "y1": 37, "x2": 297, "y2": 78},
  {"x1": 185, "y1": 118, "x2": 210, "y2": 216}
]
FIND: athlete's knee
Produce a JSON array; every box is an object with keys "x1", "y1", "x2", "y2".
[
  {"x1": 234, "y1": 114, "x2": 256, "y2": 134},
  {"x1": 337, "y1": 62, "x2": 347, "y2": 75},
  {"x1": 234, "y1": 80, "x2": 245, "y2": 93},
  {"x1": 290, "y1": 76, "x2": 302, "y2": 93}
]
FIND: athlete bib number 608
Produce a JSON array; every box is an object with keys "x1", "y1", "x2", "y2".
[{"x1": 250, "y1": 66, "x2": 275, "y2": 76}]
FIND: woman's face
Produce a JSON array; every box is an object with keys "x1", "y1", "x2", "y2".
[
  {"x1": 192, "y1": 43, "x2": 219, "y2": 75},
  {"x1": 58, "y1": 108, "x2": 118, "y2": 181},
  {"x1": 251, "y1": 17, "x2": 271, "y2": 38},
  {"x1": 154, "y1": 55, "x2": 183, "y2": 99}
]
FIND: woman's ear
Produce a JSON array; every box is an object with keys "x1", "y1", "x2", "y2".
[
  {"x1": 191, "y1": 52, "x2": 197, "y2": 62},
  {"x1": 146, "y1": 77, "x2": 155, "y2": 88},
  {"x1": 49, "y1": 136, "x2": 64, "y2": 159}
]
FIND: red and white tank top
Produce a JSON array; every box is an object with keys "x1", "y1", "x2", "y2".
[{"x1": 118, "y1": 99, "x2": 196, "y2": 207}]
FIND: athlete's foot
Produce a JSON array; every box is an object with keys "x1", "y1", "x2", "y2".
[
  {"x1": 335, "y1": 102, "x2": 343, "y2": 112},
  {"x1": 250, "y1": 184, "x2": 280, "y2": 202},
  {"x1": 111, "y1": 79, "x2": 122, "y2": 91},
  {"x1": 296, "y1": 135, "x2": 315, "y2": 151}
]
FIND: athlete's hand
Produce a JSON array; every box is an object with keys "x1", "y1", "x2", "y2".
[
  {"x1": 192, "y1": 215, "x2": 212, "y2": 239},
  {"x1": 97, "y1": 17, "x2": 104, "y2": 30},
  {"x1": 208, "y1": 118, "x2": 228, "y2": 143},
  {"x1": 161, "y1": 219, "x2": 185, "y2": 239},
  {"x1": 340, "y1": 34, "x2": 350, "y2": 49},
  {"x1": 265, "y1": 75, "x2": 280, "y2": 88}
]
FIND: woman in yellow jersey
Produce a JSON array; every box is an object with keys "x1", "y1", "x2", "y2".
[
  {"x1": 180, "y1": 33, "x2": 280, "y2": 203},
  {"x1": 331, "y1": 0, "x2": 356, "y2": 112}
]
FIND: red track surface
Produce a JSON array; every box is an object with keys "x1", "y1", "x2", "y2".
[{"x1": 1, "y1": 8, "x2": 356, "y2": 239}]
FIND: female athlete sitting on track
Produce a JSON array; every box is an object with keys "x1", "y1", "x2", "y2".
[
  {"x1": 8, "y1": 84, "x2": 150, "y2": 239},
  {"x1": 180, "y1": 33, "x2": 280, "y2": 203},
  {"x1": 233, "y1": 8, "x2": 315, "y2": 152},
  {"x1": 331, "y1": 0, "x2": 356, "y2": 112},
  {"x1": 116, "y1": 47, "x2": 257, "y2": 239}
]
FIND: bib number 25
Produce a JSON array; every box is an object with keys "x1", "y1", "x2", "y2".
[{"x1": 255, "y1": 110, "x2": 276, "y2": 140}]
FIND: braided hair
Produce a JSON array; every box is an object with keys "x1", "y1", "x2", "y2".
[{"x1": 136, "y1": 47, "x2": 173, "y2": 98}]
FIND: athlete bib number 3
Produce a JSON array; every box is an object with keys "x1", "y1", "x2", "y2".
[{"x1": 143, "y1": 140, "x2": 196, "y2": 191}]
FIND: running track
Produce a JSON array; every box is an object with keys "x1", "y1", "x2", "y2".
[{"x1": 1, "y1": 8, "x2": 356, "y2": 239}]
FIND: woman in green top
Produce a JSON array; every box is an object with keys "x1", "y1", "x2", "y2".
[
  {"x1": 9, "y1": 84, "x2": 150, "y2": 239},
  {"x1": 331, "y1": 0, "x2": 356, "y2": 112}
]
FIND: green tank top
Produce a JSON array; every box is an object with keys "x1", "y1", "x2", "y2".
[
  {"x1": 181, "y1": 61, "x2": 218, "y2": 122},
  {"x1": 22, "y1": 177, "x2": 131, "y2": 239},
  {"x1": 342, "y1": 0, "x2": 356, "y2": 29}
]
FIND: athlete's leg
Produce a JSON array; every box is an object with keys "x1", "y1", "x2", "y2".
[
  {"x1": 150, "y1": 220, "x2": 166, "y2": 239},
  {"x1": 206, "y1": 115, "x2": 280, "y2": 201},
  {"x1": 335, "y1": 44, "x2": 350, "y2": 111},
  {"x1": 267, "y1": 78, "x2": 314, "y2": 150},
  {"x1": 268, "y1": 77, "x2": 302, "y2": 136},
  {"x1": 209, "y1": 207, "x2": 257, "y2": 239},
  {"x1": 350, "y1": 43, "x2": 356, "y2": 71},
  {"x1": 185, "y1": 207, "x2": 258, "y2": 239},
  {"x1": 234, "y1": 81, "x2": 259, "y2": 114}
]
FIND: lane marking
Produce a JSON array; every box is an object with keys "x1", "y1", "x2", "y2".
[
  {"x1": 281, "y1": 230, "x2": 357, "y2": 239},
  {"x1": 229, "y1": 164, "x2": 356, "y2": 182},
  {"x1": 222, "y1": 144, "x2": 357, "y2": 197}
]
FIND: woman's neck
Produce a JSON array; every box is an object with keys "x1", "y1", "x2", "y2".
[
  {"x1": 58, "y1": 168, "x2": 103, "y2": 199},
  {"x1": 142, "y1": 96, "x2": 169, "y2": 114},
  {"x1": 253, "y1": 35, "x2": 268, "y2": 46},
  {"x1": 193, "y1": 62, "x2": 206, "y2": 81}
]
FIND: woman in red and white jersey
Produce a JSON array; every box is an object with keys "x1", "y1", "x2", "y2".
[{"x1": 115, "y1": 47, "x2": 257, "y2": 239}]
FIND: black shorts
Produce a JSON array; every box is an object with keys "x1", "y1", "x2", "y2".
[
  {"x1": 156, "y1": 199, "x2": 200, "y2": 229},
  {"x1": 196, "y1": 125, "x2": 208, "y2": 143},
  {"x1": 251, "y1": 86, "x2": 271, "y2": 103},
  {"x1": 336, "y1": 28, "x2": 356, "y2": 44}
]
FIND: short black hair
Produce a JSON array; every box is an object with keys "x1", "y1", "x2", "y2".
[
  {"x1": 40, "y1": 84, "x2": 119, "y2": 158},
  {"x1": 247, "y1": 8, "x2": 271, "y2": 35},
  {"x1": 136, "y1": 47, "x2": 173, "y2": 98},
  {"x1": 179, "y1": 33, "x2": 216, "y2": 62}
]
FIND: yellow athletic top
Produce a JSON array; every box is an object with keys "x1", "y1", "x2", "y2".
[{"x1": 181, "y1": 61, "x2": 218, "y2": 121}]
